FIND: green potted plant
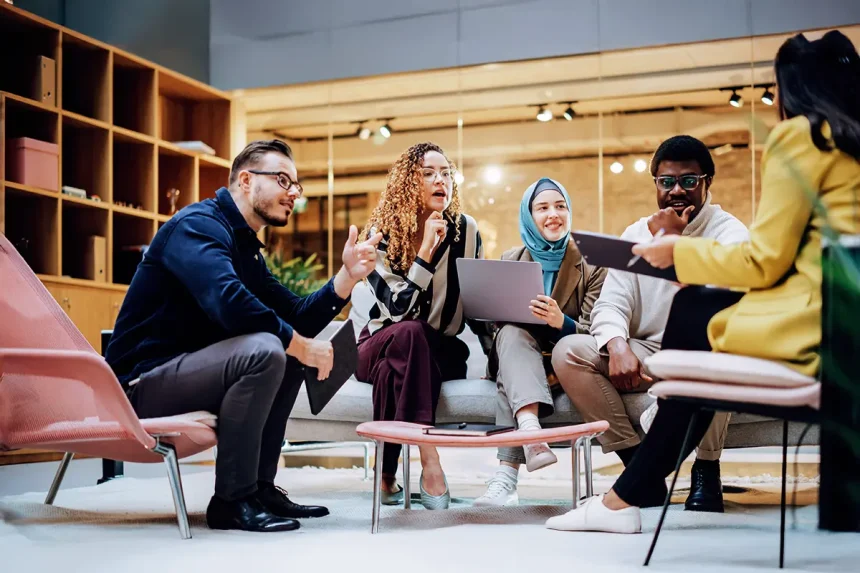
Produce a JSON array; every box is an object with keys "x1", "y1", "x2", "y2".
[{"x1": 264, "y1": 251, "x2": 326, "y2": 297}]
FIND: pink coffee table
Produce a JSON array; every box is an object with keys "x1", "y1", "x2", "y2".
[{"x1": 356, "y1": 420, "x2": 610, "y2": 533}]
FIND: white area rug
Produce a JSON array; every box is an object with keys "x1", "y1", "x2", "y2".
[{"x1": 0, "y1": 459, "x2": 854, "y2": 573}]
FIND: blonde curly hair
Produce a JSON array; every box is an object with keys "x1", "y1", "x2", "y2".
[{"x1": 361, "y1": 142, "x2": 462, "y2": 274}]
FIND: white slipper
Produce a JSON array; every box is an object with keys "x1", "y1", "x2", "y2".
[{"x1": 545, "y1": 495, "x2": 642, "y2": 533}]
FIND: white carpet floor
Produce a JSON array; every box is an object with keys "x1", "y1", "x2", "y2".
[{"x1": 0, "y1": 448, "x2": 855, "y2": 573}]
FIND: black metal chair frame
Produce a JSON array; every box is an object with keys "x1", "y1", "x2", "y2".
[{"x1": 644, "y1": 396, "x2": 819, "y2": 569}]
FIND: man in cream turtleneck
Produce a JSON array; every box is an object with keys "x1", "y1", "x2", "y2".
[{"x1": 552, "y1": 136, "x2": 749, "y2": 513}]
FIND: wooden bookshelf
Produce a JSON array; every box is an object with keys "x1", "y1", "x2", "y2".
[{"x1": 0, "y1": 3, "x2": 234, "y2": 350}]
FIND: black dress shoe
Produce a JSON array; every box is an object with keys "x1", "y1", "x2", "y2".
[
  {"x1": 206, "y1": 494, "x2": 301, "y2": 532},
  {"x1": 685, "y1": 459, "x2": 725, "y2": 513},
  {"x1": 256, "y1": 481, "x2": 330, "y2": 518}
]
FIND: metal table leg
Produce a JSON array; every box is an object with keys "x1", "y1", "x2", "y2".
[
  {"x1": 571, "y1": 436, "x2": 584, "y2": 507},
  {"x1": 371, "y1": 440, "x2": 384, "y2": 534},
  {"x1": 583, "y1": 436, "x2": 594, "y2": 498},
  {"x1": 402, "y1": 444, "x2": 411, "y2": 510}
]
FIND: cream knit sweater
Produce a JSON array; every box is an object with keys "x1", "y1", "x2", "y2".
[{"x1": 590, "y1": 196, "x2": 750, "y2": 351}]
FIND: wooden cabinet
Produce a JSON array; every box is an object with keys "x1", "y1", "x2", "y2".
[{"x1": 42, "y1": 279, "x2": 125, "y2": 353}]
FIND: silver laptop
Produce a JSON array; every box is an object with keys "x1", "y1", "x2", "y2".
[{"x1": 456, "y1": 258, "x2": 545, "y2": 324}]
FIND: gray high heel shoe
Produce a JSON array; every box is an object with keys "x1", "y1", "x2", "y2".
[{"x1": 420, "y1": 472, "x2": 450, "y2": 510}]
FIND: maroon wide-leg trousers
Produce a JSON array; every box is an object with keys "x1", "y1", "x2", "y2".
[{"x1": 356, "y1": 320, "x2": 469, "y2": 475}]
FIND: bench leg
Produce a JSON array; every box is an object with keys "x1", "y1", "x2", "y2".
[
  {"x1": 371, "y1": 440, "x2": 384, "y2": 534},
  {"x1": 402, "y1": 444, "x2": 411, "y2": 510}
]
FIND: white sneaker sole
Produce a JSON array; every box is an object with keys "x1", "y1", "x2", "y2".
[
  {"x1": 525, "y1": 447, "x2": 558, "y2": 472},
  {"x1": 473, "y1": 492, "x2": 519, "y2": 507}
]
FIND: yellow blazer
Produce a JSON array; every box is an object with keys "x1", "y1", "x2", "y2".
[{"x1": 675, "y1": 116, "x2": 860, "y2": 377}]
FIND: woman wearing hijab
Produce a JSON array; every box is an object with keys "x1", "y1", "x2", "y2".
[{"x1": 474, "y1": 178, "x2": 606, "y2": 506}]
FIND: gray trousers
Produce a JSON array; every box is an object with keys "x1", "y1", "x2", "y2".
[
  {"x1": 495, "y1": 325, "x2": 557, "y2": 465},
  {"x1": 129, "y1": 333, "x2": 303, "y2": 501}
]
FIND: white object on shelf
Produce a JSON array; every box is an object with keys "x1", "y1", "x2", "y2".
[
  {"x1": 61, "y1": 185, "x2": 88, "y2": 199},
  {"x1": 173, "y1": 141, "x2": 216, "y2": 155}
]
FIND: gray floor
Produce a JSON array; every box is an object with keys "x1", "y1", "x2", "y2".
[{"x1": 0, "y1": 457, "x2": 212, "y2": 497}]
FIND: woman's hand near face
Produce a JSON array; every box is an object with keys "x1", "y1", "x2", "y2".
[
  {"x1": 417, "y1": 211, "x2": 447, "y2": 261},
  {"x1": 530, "y1": 295, "x2": 565, "y2": 329}
]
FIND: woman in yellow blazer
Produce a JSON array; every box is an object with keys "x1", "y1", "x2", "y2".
[{"x1": 545, "y1": 30, "x2": 860, "y2": 534}]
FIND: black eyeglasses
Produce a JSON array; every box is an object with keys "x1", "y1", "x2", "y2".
[
  {"x1": 654, "y1": 174, "x2": 709, "y2": 192},
  {"x1": 247, "y1": 170, "x2": 303, "y2": 196}
]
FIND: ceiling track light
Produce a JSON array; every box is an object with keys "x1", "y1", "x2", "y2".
[
  {"x1": 536, "y1": 105, "x2": 553, "y2": 122},
  {"x1": 379, "y1": 121, "x2": 392, "y2": 138},
  {"x1": 729, "y1": 89, "x2": 743, "y2": 108},
  {"x1": 761, "y1": 87, "x2": 775, "y2": 106},
  {"x1": 563, "y1": 103, "x2": 576, "y2": 121},
  {"x1": 357, "y1": 124, "x2": 371, "y2": 140}
]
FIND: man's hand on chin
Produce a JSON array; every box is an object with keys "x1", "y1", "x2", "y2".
[
  {"x1": 333, "y1": 225, "x2": 383, "y2": 299},
  {"x1": 647, "y1": 205, "x2": 694, "y2": 236}
]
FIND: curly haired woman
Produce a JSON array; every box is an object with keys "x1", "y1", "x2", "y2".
[{"x1": 355, "y1": 142, "x2": 484, "y2": 510}]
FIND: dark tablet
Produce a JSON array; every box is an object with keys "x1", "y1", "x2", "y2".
[
  {"x1": 305, "y1": 319, "x2": 358, "y2": 416},
  {"x1": 572, "y1": 231, "x2": 678, "y2": 282}
]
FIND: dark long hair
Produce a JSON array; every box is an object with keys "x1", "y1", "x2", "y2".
[{"x1": 775, "y1": 31, "x2": 860, "y2": 161}]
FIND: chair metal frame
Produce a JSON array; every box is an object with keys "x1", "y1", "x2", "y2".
[{"x1": 644, "y1": 396, "x2": 819, "y2": 569}]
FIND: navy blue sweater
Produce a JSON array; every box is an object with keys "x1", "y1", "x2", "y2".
[{"x1": 106, "y1": 188, "x2": 348, "y2": 387}]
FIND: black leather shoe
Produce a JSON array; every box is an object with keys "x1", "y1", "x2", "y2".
[
  {"x1": 206, "y1": 494, "x2": 301, "y2": 532},
  {"x1": 685, "y1": 460, "x2": 725, "y2": 513},
  {"x1": 256, "y1": 482, "x2": 330, "y2": 518}
]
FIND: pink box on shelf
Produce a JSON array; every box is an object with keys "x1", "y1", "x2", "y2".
[{"x1": 6, "y1": 137, "x2": 59, "y2": 191}]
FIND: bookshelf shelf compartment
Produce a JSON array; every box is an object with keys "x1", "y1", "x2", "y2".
[
  {"x1": 61, "y1": 201, "x2": 109, "y2": 281},
  {"x1": 0, "y1": 10, "x2": 59, "y2": 106},
  {"x1": 199, "y1": 164, "x2": 229, "y2": 202},
  {"x1": 158, "y1": 71, "x2": 230, "y2": 160},
  {"x1": 113, "y1": 53, "x2": 155, "y2": 137},
  {"x1": 4, "y1": 95, "x2": 60, "y2": 144},
  {"x1": 113, "y1": 139, "x2": 155, "y2": 212},
  {"x1": 4, "y1": 186, "x2": 59, "y2": 275},
  {"x1": 62, "y1": 118, "x2": 110, "y2": 203},
  {"x1": 158, "y1": 149, "x2": 196, "y2": 215},
  {"x1": 112, "y1": 211, "x2": 154, "y2": 285},
  {"x1": 61, "y1": 34, "x2": 110, "y2": 122}
]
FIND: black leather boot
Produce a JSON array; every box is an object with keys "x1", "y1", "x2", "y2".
[
  {"x1": 685, "y1": 459, "x2": 725, "y2": 513},
  {"x1": 206, "y1": 494, "x2": 301, "y2": 532},
  {"x1": 256, "y1": 481, "x2": 330, "y2": 518}
]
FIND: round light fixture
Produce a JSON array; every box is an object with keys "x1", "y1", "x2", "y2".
[
  {"x1": 358, "y1": 125, "x2": 371, "y2": 140},
  {"x1": 761, "y1": 88, "x2": 775, "y2": 106},
  {"x1": 536, "y1": 106, "x2": 553, "y2": 122},
  {"x1": 484, "y1": 165, "x2": 502, "y2": 184},
  {"x1": 729, "y1": 90, "x2": 743, "y2": 108},
  {"x1": 634, "y1": 159, "x2": 648, "y2": 173},
  {"x1": 563, "y1": 104, "x2": 576, "y2": 121},
  {"x1": 488, "y1": 197, "x2": 496, "y2": 205},
  {"x1": 609, "y1": 161, "x2": 624, "y2": 174},
  {"x1": 379, "y1": 122, "x2": 392, "y2": 138},
  {"x1": 454, "y1": 171, "x2": 465, "y2": 185}
]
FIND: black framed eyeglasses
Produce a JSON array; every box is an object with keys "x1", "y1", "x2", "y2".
[
  {"x1": 653, "y1": 174, "x2": 709, "y2": 192},
  {"x1": 247, "y1": 170, "x2": 303, "y2": 196}
]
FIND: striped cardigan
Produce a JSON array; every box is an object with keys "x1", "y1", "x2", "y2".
[{"x1": 363, "y1": 214, "x2": 482, "y2": 337}]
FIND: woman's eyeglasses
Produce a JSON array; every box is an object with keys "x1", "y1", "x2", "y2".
[
  {"x1": 421, "y1": 168, "x2": 453, "y2": 182},
  {"x1": 653, "y1": 174, "x2": 708, "y2": 192},
  {"x1": 248, "y1": 170, "x2": 304, "y2": 196}
]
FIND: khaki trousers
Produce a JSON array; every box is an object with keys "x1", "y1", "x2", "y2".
[
  {"x1": 550, "y1": 334, "x2": 729, "y2": 461},
  {"x1": 494, "y1": 325, "x2": 557, "y2": 465}
]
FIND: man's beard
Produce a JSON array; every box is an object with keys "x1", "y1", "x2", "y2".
[{"x1": 252, "y1": 193, "x2": 289, "y2": 227}]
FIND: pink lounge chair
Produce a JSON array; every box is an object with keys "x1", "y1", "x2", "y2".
[
  {"x1": 641, "y1": 350, "x2": 820, "y2": 568},
  {"x1": 0, "y1": 232, "x2": 217, "y2": 539}
]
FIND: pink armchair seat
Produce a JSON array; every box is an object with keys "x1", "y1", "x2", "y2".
[{"x1": 0, "y1": 233, "x2": 216, "y2": 539}]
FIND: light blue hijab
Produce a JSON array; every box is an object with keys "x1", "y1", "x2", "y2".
[{"x1": 519, "y1": 178, "x2": 572, "y2": 295}]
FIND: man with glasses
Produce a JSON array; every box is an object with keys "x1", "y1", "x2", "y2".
[
  {"x1": 552, "y1": 135, "x2": 749, "y2": 513},
  {"x1": 106, "y1": 139, "x2": 382, "y2": 532}
]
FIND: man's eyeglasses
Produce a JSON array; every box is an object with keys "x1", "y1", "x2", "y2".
[
  {"x1": 653, "y1": 174, "x2": 709, "y2": 192},
  {"x1": 421, "y1": 168, "x2": 453, "y2": 182},
  {"x1": 247, "y1": 170, "x2": 304, "y2": 196}
]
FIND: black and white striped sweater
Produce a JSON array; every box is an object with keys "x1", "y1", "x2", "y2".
[{"x1": 363, "y1": 213, "x2": 483, "y2": 337}]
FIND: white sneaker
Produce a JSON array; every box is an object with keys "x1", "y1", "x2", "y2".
[
  {"x1": 524, "y1": 442, "x2": 558, "y2": 472},
  {"x1": 546, "y1": 495, "x2": 642, "y2": 533},
  {"x1": 640, "y1": 401, "x2": 658, "y2": 434},
  {"x1": 474, "y1": 476, "x2": 519, "y2": 507}
]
